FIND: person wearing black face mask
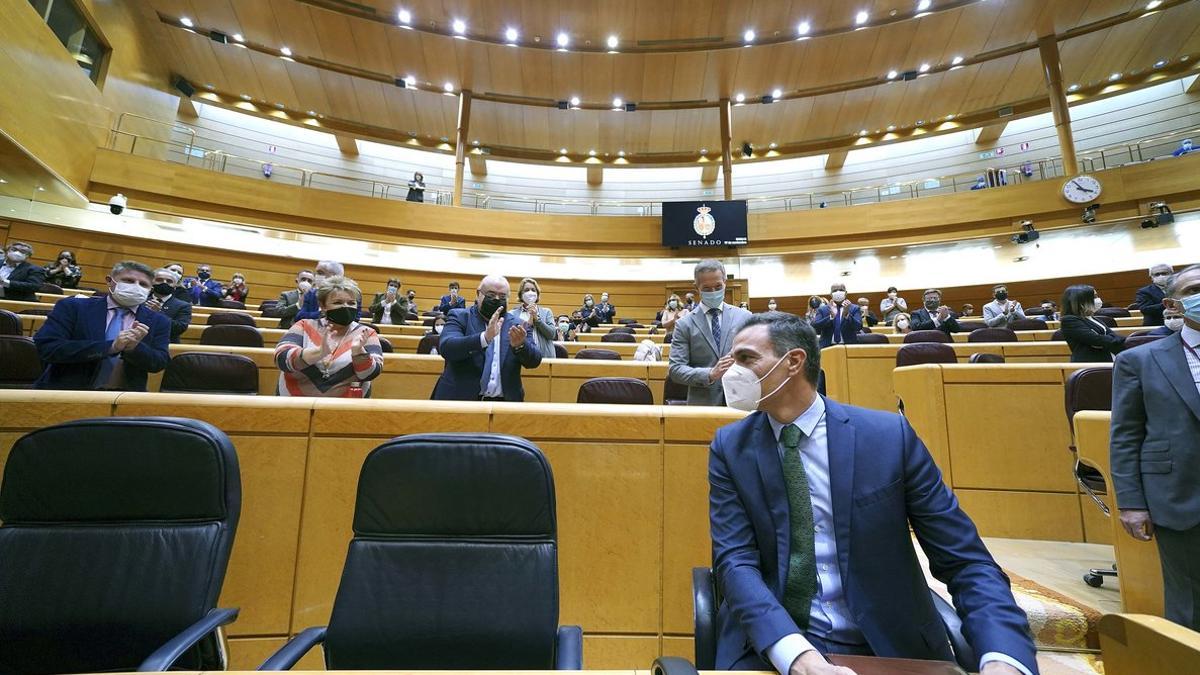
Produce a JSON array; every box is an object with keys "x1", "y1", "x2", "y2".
[
  {"x1": 188, "y1": 264, "x2": 224, "y2": 307},
  {"x1": 145, "y1": 267, "x2": 192, "y2": 343},
  {"x1": 432, "y1": 274, "x2": 542, "y2": 402},
  {"x1": 274, "y1": 275, "x2": 383, "y2": 397},
  {"x1": 982, "y1": 284, "x2": 1026, "y2": 329},
  {"x1": 909, "y1": 288, "x2": 961, "y2": 334}
]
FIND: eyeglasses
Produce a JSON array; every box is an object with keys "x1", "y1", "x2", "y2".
[{"x1": 481, "y1": 292, "x2": 508, "y2": 301}]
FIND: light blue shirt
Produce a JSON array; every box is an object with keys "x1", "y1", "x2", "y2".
[
  {"x1": 480, "y1": 331, "x2": 503, "y2": 397},
  {"x1": 764, "y1": 396, "x2": 1030, "y2": 675}
]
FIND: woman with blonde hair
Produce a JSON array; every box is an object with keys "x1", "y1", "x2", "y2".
[
  {"x1": 511, "y1": 277, "x2": 557, "y2": 359},
  {"x1": 892, "y1": 312, "x2": 913, "y2": 334},
  {"x1": 658, "y1": 293, "x2": 688, "y2": 332},
  {"x1": 275, "y1": 276, "x2": 384, "y2": 397}
]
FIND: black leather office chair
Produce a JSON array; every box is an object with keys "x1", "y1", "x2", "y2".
[
  {"x1": 200, "y1": 324, "x2": 264, "y2": 348},
  {"x1": 161, "y1": 352, "x2": 259, "y2": 395},
  {"x1": 0, "y1": 335, "x2": 43, "y2": 388},
  {"x1": 577, "y1": 377, "x2": 654, "y2": 404},
  {"x1": 1064, "y1": 367, "x2": 1117, "y2": 587},
  {"x1": 0, "y1": 417, "x2": 241, "y2": 674},
  {"x1": 259, "y1": 433, "x2": 583, "y2": 670},
  {"x1": 691, "y1": 567, "x2": 975, "y2": 672},
  {"x1": 0, "y1": 308, "x2": 23, "y2": 335}
]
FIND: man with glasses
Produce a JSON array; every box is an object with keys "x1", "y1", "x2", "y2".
[
  {"x1": 0, "y1": 242, "x2": 46, "y2": 302},
  {"x1": 432, "y1": 274, "x2": 542, "y2": 402}
]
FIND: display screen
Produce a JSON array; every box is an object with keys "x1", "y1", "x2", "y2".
[{"x1": 661, "y1": 200, "x2": 748, "y2": 247}]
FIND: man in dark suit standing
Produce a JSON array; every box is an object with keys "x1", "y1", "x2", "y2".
[
  {"x1": 146, "y1": 267, "x2": 192, "y2": 343},
  {"x1": 0, "y1": 241, "x2": 47, "y2": 302},
  {"x1": 432, "y1": 274, "x2": 541, "y2": 402},
  {"x1": 709, "y1": 312, "x2": 1035, "y2": 675},
  {"x1": 436, "y1": 281, "x2": 467, "y2": 315},
  {"x1": 188, "y1": 263, "x2": 224, "y2": 307},
  {"x1": 910, "y1": 288, "x2": 961, "y2": 334},
  {"x1": 1111, "y1": 264, "x2": 1200, "y2": 631},
  {"x1": 33, "y1": 260, "x2": 170, "y2": 392},
  {"x1": 276, "y1": 269, "x2": 315, "y2": 329},
  {"x1": 1133, "y1": 263, "x2": 1172, "y2": 326},
  {"x1": 811, "y1": 284, "x2": 861, "y2": 347}
]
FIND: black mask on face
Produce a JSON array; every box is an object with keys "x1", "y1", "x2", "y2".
[
  {"x1": 924, "y1": 299, "x2": 940, "y2": 311},
  {"x1": 995, "y1": 291, "x2": 1008, "y2": 301},
  {"x1": 198, "y1": 270, "x2": 211, "y2": 280},
  {"x1": 325, "y1": 306, "x2": 357, "y2": 326},
  {"x1": 152, "y1": 282, "x2": 174, "y2": 296},
  {"x1": 809, "y1": 299, "x2": 821, "y2": 309},
  {"x1": 480, "y1": 296, "x2": 506, "y2": 319}
]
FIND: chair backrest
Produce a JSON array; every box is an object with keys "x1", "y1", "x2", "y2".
[
  {"x1": 416, "y1": 333, "x2": 439, "y2": 355},
  {"x1": 611, "y1": 326, "x2": 636, "y2": 335},
  {"x1": 625, "y1": 323, "x2": 645, "y2": 329},
  {"x1": 19, "y1": 308, "x2": 50, "y2": 316},
  {"x1": 258, "y1": 301, "x2": 279, "y2": 317},
  {"x1": 1010, "y1": 318, "x2": 1047, "y2": 331},
  {"x1": 576, "y1": 377, "x2": 654, "y2": 405},
  {"x1": 0, "y1": 308, "x2": 23, "y2": 336},
  {"x1": 856, "y1": 332, "x2": 890, "y2": 344},
  {"x1": 1064, "y1": 367, "x2": 1114, "y2": 428},
  {"x1": 967, "y1": 327, "x2": 1018, "y2": 343},
  {"x1": 956, "y1": 320, "x2": 987, "y2": 333},
  {"x1": 664, "y1": 375, "x2": 689, "y2": 405},
  {"x1": 903, "y1": 329, "x2": 952, "y2": 344},
  {"x1": 378, "y1": 337, "x2": 394, "y2": 353},
  {"x1": 600, "y1": 331, "x2": 637, "y2": 343},
  {"x1": 0, "y1": 336, "x2": 43, "y2": 388},
  {"x1": 618, "y1": 318, "x2": 636, "y2": 324},
  {"x1": 575, "y1": 348, "x2": 622, "y2": 360},
  {"x1": 896, "y1": 342, "x2": 957, "y2": 367},
  {"x1": 0, "y1": 417, "x2": 240, "y2": 674},
  {"x1": 199, "y1": 324, "x2": 264, "y2": 348},
  {"x1": 968, "y1": 352, "x2": 1006, "y2": 364},
  {"x1": 1096, "y1": 307, "x2": 1131, "y2": 318},
  {"x1": 219, "y1": 300, "x2": 246, "y2": 310},
  {"x1": 1092, "y1": 314, "x2": 1117, "y2": 328},
  {"x1": 161, "y1": 352, "x2": 259, "y2": 395},
  {"x1": 206, "y1": 312, "x2": 257, "y2": 327},
  {"x1": 1123, "y1": 333, "x2": 1165, "y2": 350},
  {"x1": 38, "y1": 282, "x2": 63, "y2": 295},
  {"x1": 324, "y1": 434, "x2": 560, "y2": 669},
  {"x1": 553, "y1": 343, "x2": 568, "y2": 358}
]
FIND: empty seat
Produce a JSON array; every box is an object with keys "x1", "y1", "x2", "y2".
[
  {"x1": 161, "y1": 353, "x2": 259, "y2": 395},
  {"x1": 258, "y1": 433, "x2": 582, "y2": 670},
  {"x1": 258, "y1": 301, "x2": 280, "y2": 317},
  {"x1": 0, "y1": 309, "x2": 21, "y2": 336},
  {"x1": 968, "y1": 353, "x2": 1005, "y2": 364},
  {"x1": 1122, "y1": 333, "x2": 1165, "y2": 350},
  {"x1": 956, "y1": 320, "x2": 987, "y2": 332},
  {"x1": 1093, "y1": 315, "x2": 1118, "y2": 328},
  {"x1": 0, "y1": 336, "x2": 42, "y2": 388},
  {"x1": 618, "y1": 319, "x2": 637, "y2": 325},
  {"x1": 856, "y1": 332, "x2": 890, "y2": 344},
  {"x1": 576, "y1": 377, "x2": 654, "y2": 405},
  {"x1": 378, "y1": 337, "x2": 394, "y2": 353},
  {"x1": 199, "y1": 324, "x2": 264, "y2": 348},
  {"x1": 664, "y1": 375, "x2": 689, "y2": 405},
  {"x1": 624, "y1": 323, "x2": 645, "y2": 329},
  {"x1": 0, "y1": 417, "x2": 241, "y2": 673},
  {"x1": 219, "y1": 300, "x2": 246, "y2": 310},
  {"x1": 553, "y1": 343, "x2": 568, "y2": 358},
  {"x1": 600, "y1": 332, "x2": 637, "y2": 343},
  {"x1": 19, "y1": 308, "x2": 50, "y2": 316},
  {"x1": 967, "y1": 327, "x2": 1018, "y2": 343},
  {"x1": 1064, "y1": 366, "x2": 1117, "y2": 586},
  {"x1": 1010, "y1": 318, "x2": 1048, "y2": 331},
  {"x1": 896, "y1": 343, "x2": 957, "y2": 367},
  {"x1": 903, "y1": 330, "x2": 952, "y2": 344},
  {"x1": 206, "y1": 312, "x2": 257, "y2": 327},
  {"x1": 416, "y1": 333, "x2": 439, "y2": 355},
  {"x1": 1096, "y1": 307, "x2": 1131, "y2": 318},
  {"x1": 37, "y1": 282, "x2": 63, "y2": 295},
  {"x1": 611, "y1": 326, "x2": 636, "y2": 335},
  {"x1": 575, "y1": 348, "x2": 621, "y2": 360}
]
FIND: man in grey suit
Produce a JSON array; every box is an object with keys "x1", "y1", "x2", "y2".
[
  {"x1": 1111, "y1": 263, "x2": 1200, "y2": 630},
  {"x1": 276, "y1": 269, "x2": 314, "y2": 329},
  {"x1": 668, "y1": 259, "x2": 751, "y2": 406}
]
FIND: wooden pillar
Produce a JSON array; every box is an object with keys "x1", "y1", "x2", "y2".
[
  {"x1": 719, "y1": 99, "x2": 733, "y2": 200},
  {"x1": 1037, "y1": 36, "x2": 1079, "y2": 176},
  {"x1": 452, "y1": 90, "x2": 472, "y2": 207}
]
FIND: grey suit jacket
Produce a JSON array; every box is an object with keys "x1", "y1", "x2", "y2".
[
  {"x1": 668, "y1": 303, "x2": 751, "y2": 406},
  {"x1": 1110, "y1": 331, "x2": 1200, "y2": 531},
  {"x1": 276, "y1": 289, "x2": 302, "y2": 329}
]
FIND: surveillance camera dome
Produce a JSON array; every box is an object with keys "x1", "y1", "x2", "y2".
[{"x1": 108, "y1": 193, "x2": 127, "y2": 215}]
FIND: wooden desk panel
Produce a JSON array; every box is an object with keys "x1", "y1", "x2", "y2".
[
  {"x1": 1099, "y1": 614, "x2": 1200, "y2": 675},
  {"x1": 662, "y1": 443, "x2": 714, "y2": 635}
]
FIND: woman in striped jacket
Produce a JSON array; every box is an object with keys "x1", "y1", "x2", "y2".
[{"x1": 274, "y1": 276, "x2": 384, "y2": 397}]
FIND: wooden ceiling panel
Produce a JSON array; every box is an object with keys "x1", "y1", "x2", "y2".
[
  {"x1": 246, "y1": 50, "x2": 300, "y2": 110},
  {"x1": 283, "y1": 61, "x2": 333, "y2": 116},
  {"x1": 266, "y1": 0, "x2": 325, "y2": 58}
]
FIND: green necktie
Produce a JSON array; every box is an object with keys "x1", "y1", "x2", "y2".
[{"x1": 780, "y1": 423, "x2": 817, "y2": 630}]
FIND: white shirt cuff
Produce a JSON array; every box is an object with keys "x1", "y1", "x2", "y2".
[
  {"x1": 980, "y1": 651, "x2": 1033, "y2": 675},
  {"x1": 479, "y1": 332, "x2": 488, "y2": 348},
  {"x1": 766, "y1": 633, "x2": 815, "y2": 675}
]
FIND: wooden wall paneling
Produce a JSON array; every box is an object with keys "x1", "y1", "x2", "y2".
[
  {"x1": 954, "y1": 489, "x2": 1086, "y2": 541},
  {"x1": 1099, "y1": 614, "x2": 1200, "y2": 675},
  {"x1": 891, "y1": 365, "x2": 954, "y2": 481},
  {"x1": 661, "y1": 443, "x2": 713, "y2": 636}
]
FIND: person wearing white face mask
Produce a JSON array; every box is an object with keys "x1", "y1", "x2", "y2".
[
  {"x1": 892, "y1": 313, "x2": 913, "y2": 335},
  {"x1": 658, "y1": 294, "x2": 688, "y2": 333},
  {"x1": 0, "y1": 241, "x2": 46, "y2": 302},
  {"x1": 370, "y1": 277, "x2": 409, "y2": 326},
  {"x1": 767, "y1": 299, "x2": 778, "y2": 312},
  {"x1": 710, "y1": 312, "x2": 1037, "y2": 675},
  {"x1": 1148, "y1": 309, "x2": 1186, "y2": 336},
  {"x1": 1134, "y1": 263, "x2": 1174, "y2": 326},
  {"x1": 33, "y1": 260, "x2": 170, "y2": 391},
  {"x1": 593, "y1": 292, "x2": 617, "y2": 324},
  {"x1": 1111, "y1": 264, "x2": 1200, "y2": 631},
  {"x1": 667, "y1": 259, "x2": 751, "y2": 405},
  {"x1": 296, "y1": 260, "x2": 351, "y2": 323},
  {"x1": 879, "y1": 286, "x2": 907, "y2": 324},
  {"x1": 510, "y1": 277, "x2": 557, "y2": 359},
  {"x1": 811, "y1": 283, "x2": 861, "y2": 348},
  {"x1": 276, "y1": 269, "x2": 315, "y2": 329}
]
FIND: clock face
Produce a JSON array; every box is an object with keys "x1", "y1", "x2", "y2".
[{"x1": 1062, "y1": 175, "x2": 1102, "y2": 204}]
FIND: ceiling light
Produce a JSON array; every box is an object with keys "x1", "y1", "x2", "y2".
[
  {"x1": 887, "y1": 124, "x2": 896, "y2": 131},
  {"x1": 0, "y1": 178, "x2": 6, "y2": 184},
  {"x1": 240, "y1": 93, "x2": 251, "y2": 100},
  {"x1": 398, "y1": 9, "x2": 411, "y2": 25},
  {"x1": 768, "y1": 142, "x2": 778, "y2": 149},
  {"x1": 1146, "y1": 0, "x2": 1162, "y2": 8},
  {"x1": 180, "y1": 16, "x2": 193, "y2": 28},
  {"x1": 560, "y1": 148, "x2": 568, "y2": 154},
  {"x1": 734, "y1": 93, "x2": 745, "y2": 103},
  {"x1": 404, "y1": 75, "x2": 416, "y2": 87},
  {"x1": 700, "y1": 148, "x2": 708, "y2": 155},
  {"x1": 887, "y1": 69, "x2": 898, "y2": 79},
  {"x1": 1154, "y1": 59, "x2": 1167, "y2": 67},
  {"x1": 232, "y1": 33, "x2": 244, "y2": 42},
  {"x1": 945, "y1": 113, "x2": 955, "y2": 120},
  {"x1": 797, "y1": 21, "x2": 811, "y2": 35},
  {"x1": 618, "y1": 150, "x2": 625, "y2": 157},
  {"x1": 612, "y1": 97, "x2": 623, "y2": 108},
  {"x1": 743, "y1": 29, "x2": 755, "y2": 43},
  {"x1": 505, "y1": 27, "x2": 518, "y2": 42},
  {"x1": 452, "y1": 19, "x2": 466, "y2": 35},
  {"x1": 607, "y1": 35, "x2": 619, "y2": 50},
  {"x1": 859, "y1": 129, "x2": 868, "y2": 136},
  {"x1": 951, "y1": 55, "x2": 963, "y2": 65},
  {"x1": 443, "y1": 82, "x2": 455, "y2": 92},
  {"x1": 917, "y1": 0, "x2": 932, "y2": 10},
  {"x1": 918, "y1": 62, "x2": 930, "y2": 73},
  {"x1": 588, "y1": 149, "x2": 596, "y2": 156},
  {"x1": 307, "y1": 110, "x2": 317, "y2": 116},
  {"x1": 855, "y1": 10, "x2": 869, "y2": 25},
  {"x1": 280, "y1": 46, "x2": 292, "y2": 57},
  {"x1": 771, "y1": 88, "x2": 783, "y2": 99},
  {"x1": 556, "y1": 32, "x2": 569, "y2": 48},
  {"x1": 1109, "y1": 72, "x2": 1121, "y2": 81}
]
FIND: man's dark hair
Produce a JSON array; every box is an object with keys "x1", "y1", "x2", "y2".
[
  {"x1": 449, "y1": 281, "x2": 460, "y2": 290},
  {"x1": 1060, "y1": 284, "x2": 1097, "y2": 318},
  {"x1": 110, "y1": 260, "x2": 153, "y2": 280},
  {"x1": 1166, "y1": 264, "x2": 1200, "y2": 296},
  {"x1": 736, "y1": 311, "x2": 821, "y2": 385}
]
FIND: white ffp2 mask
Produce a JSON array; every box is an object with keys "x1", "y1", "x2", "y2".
[{"x1": 722, "y1": 355, "x2": 792, "y2": 412}]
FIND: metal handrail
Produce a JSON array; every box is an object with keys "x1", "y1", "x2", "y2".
[{"x1": 111, "y1": 113, "x2": 196, "y2": 156}]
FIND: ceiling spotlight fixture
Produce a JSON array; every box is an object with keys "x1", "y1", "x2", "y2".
[
  {"x1": 859, "y1": 129, "x2": 868, "y2": 136},
  {"x1": 797, "y1": 21, "x2": 811, "y2": 35},
  {"x1": 612, "y1": 97, "x2": 623, "y2": 109},
  {"x1": 180, "y1": 16, "x2": 193, "y2": 28},
  {"x1": 569, "y1": 96, "x2": 580, "y2": 107},
  {"x1": 700, "y1": 148, "x2": 708, "y2": 155},
  {"x1": 886, "y1": 124, "x2": 896, "y2": 131},
  {"x1": 771, "y1": 88, "x2": 783, "y2": 99},
  {"x1": 743, "y1": 29, "x2": 756, "y2": 43},
  {"x1": 556, "y1": 32, "x2": 569, "y2": 49},
  {"x1": 398, "y1": 9, "x2": 411, "y2": 25},
  {"x1": 588, "y1": 149, "x2": 596, "y2": 156},
  {"x1": 1154, "y1": 59, "x2": 1167, "y2": 67},
  {"x1": 768, "y1": 142, "x2": 778, "y2": 149},
  {"x1": 443, "y1": 82, "x2": 455, "y2": 92},
  {"x1": 855, "y1": 10, "x2": 869, "y2": 25},
  {"x1": 0, "y1": 178, "x2": 7, "y2": 184},
  {"x1": 607, "y1": 35, "x2": 619, "y2": 50},
  {"x1": 1109, "y1": 72, "x2": 1121, "y2": 81},
  {"x1": 734, "y1": 93, "x2": 745, "y2": 104},
  {"x1": 951, "y1": 55, "x2": 964, "y2": 65},
  {"x1": 452, "y1": 19, "x2": 466, "y2": 35},
  {"x1": 404, "y1": 74, "x2": 416, "y2": 87},
  {"x1": 1146, "y1": 0, "x2": 1162, "y2": 9},
  {"x1": 240, "y1": 93, "x2": 251, "y2": 100},
  {"x1": 505, "y1": 27, "x2": 519, "y2": 42},
  {"x1": 307, "y1": 110, "x2": 317, "y2": 116},
  {"x1": 945, "y1": 114, "x2": 955, "y2": 120},
  {"x1": 887, "y1": 69, "x2": 898, "y2": 79},
  {"x1": 918, "y1": 62, "x2": 930, "y2": 73},
  {"x1": 917, "y1": 0, "x2": 932, "y2": 11},
  {"x1": 560, "y1": 148, "x2": 568, "y2": 154},
  {"x1": 618, "y1": 150, "x2": 626, "y2": 157},
  {"x1": 1067, "y1": 83, "x2": 1080, "y2": 92},
  {"x1": 280, "y1": 46, "x2": 292, "y2": 57},
  {"x1": 232, "y1": 33, "x2": 244, "y2": 42}
]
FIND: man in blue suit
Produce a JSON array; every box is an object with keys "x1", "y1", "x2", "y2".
[
  {"x1": 432, "y1": 274, "x2": 541, "y2": 402},
  {"x1": 710, "y1": 312, "x2": 1035, "y2": 675},
  {"x1": 811, "y1": 284, "x2": 861, "y2": 347},
  {"x1": 33, "y1": 261, "x2": 171, "y2": 392},
  {"x1": 188, "y1": 263, "x2": 225, "y2": 307},
  {"x1": 436, "y1": 281, "x2": 467, "y2": 315}
]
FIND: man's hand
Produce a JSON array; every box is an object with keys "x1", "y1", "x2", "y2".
[
  {"x1": 485, "y1": 307, "x2": 504, "y2": 342},
  {"x1": 145, "y1": 297, "x2": 163, "y2": 312},
  {"x1": 509, "y1": 323, "x2": 527, "y2": 347},
  {"x1": 936, "y1": 305, "x2": 952, "y2": 321},
  {"x1": 980, "y1": 661, "x2": 1024, "y2": 675},
  {"x1": 841, "y1": 299, "x2": 852, "y2": 309},
  {"x1": 789, "y1": 650, "x2": 857, "y2": 675},
  {"x1": 122, "y1": 322, "x2": 149, "y2": 351},
  {"x1": 709, "y1": 354, "x2": 735, "y2": 383},
  {"x1": 1119, "y1": 509, "x2": 1154, "y2": 541}
]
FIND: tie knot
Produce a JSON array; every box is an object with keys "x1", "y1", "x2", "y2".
[
  {"x1": 709, "y1": 307, "x2": 720, "y2": 316},
  {"x1": 780, "y1": 423, "x2": 803, "y2": 450}
]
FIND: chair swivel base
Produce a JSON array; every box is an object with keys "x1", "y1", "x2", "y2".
[{"x1": 1083, "y1": 563, "x2": 1118, "y2": 588}]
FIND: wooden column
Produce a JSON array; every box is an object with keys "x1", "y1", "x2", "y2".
[
  {"x1": 1037, "y1": 36, "x2": 1079, "y2": 176},
  {"x1": 452, "y1": 90, "x2": 472, "y2": 207},
  {"x1": 719, "y1": 98, "x2": 733, "y2": 200}
]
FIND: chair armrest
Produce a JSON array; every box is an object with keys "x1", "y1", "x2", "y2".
[
  {"x1": 257, "y1": 626, "x2": 328, "y2": 671},
  {"x1": 692, "y1": 566, "x2": 718, "y2": 670},
  {"x1": 928, "y1": 588, "x2": 976, "y2": 672},
  {"x1": 653, "y1": 656, "x2": 700, "y2": 675},
  {"x1": 555, "y1": 625, "x2": 583, "y2": 669},
  {"x1": 137, "y1": 606, "x2": 239, "y2": 671}
]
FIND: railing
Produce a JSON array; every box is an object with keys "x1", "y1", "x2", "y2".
[{"x1": 103, "y1": 122, "x2": 1200, "y2": 216}]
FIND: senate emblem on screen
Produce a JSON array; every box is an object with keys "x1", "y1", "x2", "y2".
[{"x1": 693, "y1": 204, "x2": 716, "y2": 238}]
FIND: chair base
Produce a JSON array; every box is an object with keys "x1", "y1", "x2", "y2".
[{"x1": 1083, "y1": 564, "x2": 1118, "y2": 588}]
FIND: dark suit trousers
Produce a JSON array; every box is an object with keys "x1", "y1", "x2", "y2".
[
  {"x1": 730, "y1": 634, "x2": 875, "y2": 670},
  {"x1": 1156, "y1": 522, "x2": 1200, "y2": 631}
]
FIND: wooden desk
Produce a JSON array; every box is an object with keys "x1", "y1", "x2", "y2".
[
  {"x1": 828, "y1": 656, "x2": 965, "y2": 674},
  {"x1": 1099, "y1": 614, "x2": 1200, "y2": 675}
]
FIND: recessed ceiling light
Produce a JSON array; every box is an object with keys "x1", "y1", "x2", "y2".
[
  {"x1": 452, "y1": 19, "x2": 466, "y2": 34},
  {"x1": 1154, "y1": 59, "x2": 1167, "y2": 67},
  {"x1": 771, "y1": 88, "x2": 783, "y2": 99},
  {"x1": 700, "y1": 148, "x2": 708, "y2": 155},
  {"x1": 734, "y1": 92, "x2": 745, "y2": 102},
  {"x1": 232, "y1": 33, "x2": 244, "y2": 42},
  {"x1": 768, "y1": 142, "x2": 778, "y2": 149},
  {"x1": 743, "y1": 29, "x2": 756, "y2": 43},
  {"x1": 855, "y1": 10, "x2": 869, "y2": 25},
  {"x1": 951, "y1": 55, "x2": 964, "y2": 65},
  {"x1": 556, "y1": 32, "x2": 569, "y2": 48},
  {"x1": 917, "y1": 0, "x2": 932, "y2": 11},
  {"x1": 0, "y1": 178, "x2": 7, "y2": 184},
  {"x1": 945, "y1": 114, "x2": 955, "y2": 120},
  {"x1": 612, "y1": 97, "x2": 623, "y2": 108},
  {"x1": 1067, "y1": 83, "x2": 1080, "y2": 92},
  {"x1": 1146, "y1": 0, "x2": 1162, "y2": 9},
  {"x1": 280, "y1": 46, "x2": 292, "y2": 57},
  {"x1": 797, "y1": 21, "x2": 811, "y2": 35},
  {"x1": 443, "y1": 82, "x2": 455, "y2": 92},
  {"x1": 588, "y1": 149, "x2": 596, "y2": 156},
  {"x1": 404, "y1": 75, "x2": 416, "y2": 87},
  {"x1": 569, "y1": 96, "x2": 580, "y2": 106},
  {"x1": 859, "y1": 129, "x2": 868, "y2": 136},
  {"x1": 618, "y1": 150, "x2": 625, "y2": 157},
  {"x1": 887, "y1": 124, "x2": 896, "y2": 131},
  {"x1": 1109, "y1": 72, "x2": 1121, "y2": 81},
  {"x1": 560, "y1": 148, "x2": 568, "y2": 154},
  {"x1": 240, "y1": 93, "x2": 251, "y2": 100},
  {"x1": 307, "y1": 110, "x2": 317, "y2": 115},
  {"x1": 180, "y1": 16, "x2": 193, "y2": 28},
  {"x1": 398, "y1": 9, "x2": 411, "y2": 25},
  {"x1": 916, "y1": 119, "x2": 925, "y2": 126},
  {"x1": 36, "y1": 186, "x2": 45, "y2": 191},
  {"x1": 887, "y1": 69, "x2": 898, "y2": 79},
  {"x1": 505, "y1": 27, "x2": 518, "y2": 42},
  {"x1": 607, "y1": 35, "x2": 619, "y2": 50},
  {"x1": 918, "y1": 62, "x2": 930, "y2": 73}
]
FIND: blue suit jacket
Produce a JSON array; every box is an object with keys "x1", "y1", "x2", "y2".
[
  {"x1": 189, "y1": 279, "x2": 224, "y2": 307},
  {"x1": 436, "y1": 294, "x2": 467, "y2": 315},
  {"x1": 432, "y1": 306, "x2": 542, "y2": 402},
  {"x1": 33, "y1": 296, "x2": 171, "y2": 391},
  {"x1": 811, "y1": 304, "x2": 862, "y2": 347},
  {"x1": 709, "y1": 397, "x2": 1036, "y2": 672},
  {"x1": 1133, "y1": 283, "x2": 1166, "y2": 326}
]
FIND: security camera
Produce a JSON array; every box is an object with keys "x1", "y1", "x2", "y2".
[{"x1": 108, "y1": 193, "x2": 127, "y2": 215}]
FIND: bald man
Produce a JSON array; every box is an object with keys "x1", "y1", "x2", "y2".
[{"x1": 432, "y1": 274, "x2": 542, "y2": 402}]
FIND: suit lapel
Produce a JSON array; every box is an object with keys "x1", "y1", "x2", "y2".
[
  {"x1": 823, "y1": 398, "x2": 856, "y2": 583},
  {"x1": 87, "y1": 297, "x2": 109, "y2": 340},
  {"x1": 752, "y1": 413, "x2": 792, "y2": 591},
  {"x1": 1151, "y1": 334, "x2": 1200, "y2": 423}
]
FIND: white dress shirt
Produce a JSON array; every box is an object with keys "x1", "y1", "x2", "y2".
[
  {"x1": 480, "y1": 330, "x2": 503, "y2": 398},
  {"x1": 1182, "y1": 325, "x2": 1200, "y2": 393}
]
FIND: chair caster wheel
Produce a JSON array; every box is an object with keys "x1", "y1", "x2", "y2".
[{"x1": 1084, "y1": 573, "x2": 1104, "y2": 587}]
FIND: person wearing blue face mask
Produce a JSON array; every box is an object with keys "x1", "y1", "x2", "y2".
[
  {"x1": 709, "y1": 312, "x2": 1037, "y2": 675},
  {"x1": 1111, "y1": 263, "x2": 1200, "y2": 631},
  {"x1": 1134, "y1": 263, "x2": 1173, "y2": 326},
  {"x1": 667, "y1": 259, "x2": 751, "y2": 406}
]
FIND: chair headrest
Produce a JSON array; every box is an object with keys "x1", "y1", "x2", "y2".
[
  {"x1": 0, "y1": 417, "x2": 239, "y2": 524},
  {"x1": 353, "y1": 433, "x2": 555, "y2": 538}
]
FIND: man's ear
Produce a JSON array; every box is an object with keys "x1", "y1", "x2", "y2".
[
  {"x1": 1163, "y1": 297, "x2": 1178, "y2": 311},
  {"x1": 786, "y1": 349, "x2": 807, "y2": 377}
]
